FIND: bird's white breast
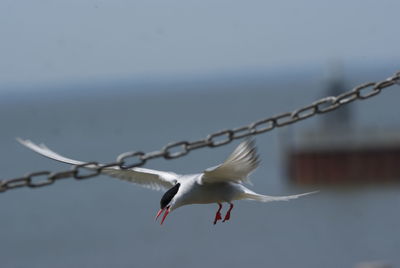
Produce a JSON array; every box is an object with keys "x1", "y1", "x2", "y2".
[{"x1": 172, "y1": 174, "x2": 246, "y2": 209}]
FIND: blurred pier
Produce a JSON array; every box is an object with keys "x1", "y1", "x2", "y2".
[
  {"x1": 286, "y1": 71, "x2": 400, "y2": 185},
  {"x1": 287, "y1": 129, "x2": 400, "y2": 185}
]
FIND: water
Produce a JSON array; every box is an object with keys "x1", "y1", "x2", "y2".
[{"x1": 1, "y1": 68, "x2": 400, "y2": 268}]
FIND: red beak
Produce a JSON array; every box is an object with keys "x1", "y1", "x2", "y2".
[
  {"x1": 155, "y1": 206, "x2": 170, "y2": 225},
  {"x1": 155, "y1": 208, "x2": 164, "y2": 221}
]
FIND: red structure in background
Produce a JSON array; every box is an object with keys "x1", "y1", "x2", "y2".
[
  {"x1": 286, "y1": 71, "x2": 400, "y2": 185},
  {"x1": 288, "y1": 146, "x2": 400, "y2": 185}
]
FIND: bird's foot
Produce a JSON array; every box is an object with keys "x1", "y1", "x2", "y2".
[
  {"x1": 222, "y1": 203, "x2": 234, "y2": 222},
  {"x1": 213, "y1": 203, "x2": 223, "y2": 225},
  {"x1": 213, "y1": 212, "x2": 222, "y2": 225},
  {"x1": 222, "y1": 211, "x2": 230, "y2": 222}
]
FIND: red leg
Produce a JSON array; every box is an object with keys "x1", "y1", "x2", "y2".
[
  {"x1": 223, "y1": 203, "x2": 234, "y2": 222},
  {"x1": 213, "y1": 203, "x2": 223, "y2": 225}
]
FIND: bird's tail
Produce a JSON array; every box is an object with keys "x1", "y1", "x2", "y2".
[{"x1": 243, "y1": 190, "x2": 319, "y2": 203}]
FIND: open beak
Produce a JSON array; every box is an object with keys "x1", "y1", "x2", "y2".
[
  {"x1": 155, "y1": 206, "x2": 170, "y2": 225},
  {"x1": 155, "y1": 208, "x2": 164, "y2": 221}
]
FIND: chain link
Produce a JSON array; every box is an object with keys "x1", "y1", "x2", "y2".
[{"x1": 1, "y1": 71, "x2": 399, "y2": 193}]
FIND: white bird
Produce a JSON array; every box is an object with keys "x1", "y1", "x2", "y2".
[{"x1": 17, "y1": 138, "x2": 317, "y2": 225}]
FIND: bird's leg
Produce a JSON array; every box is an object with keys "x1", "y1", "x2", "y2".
[
  {"x1": 223, "y1": 203, "x2": 234, "y2": 222},
  {"x1": 213, "y1": 203, "x2": 223, "y2": 225}
]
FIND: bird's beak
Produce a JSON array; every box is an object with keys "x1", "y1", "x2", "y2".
[
  {"x1": 155, "y1": 206, "x2": 170, "y2": 225},
  {"x1": 155, "y1": 208, "x2": 164, "y2": 221}
]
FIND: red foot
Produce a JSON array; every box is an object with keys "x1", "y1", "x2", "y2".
[
  {"x1": 223, "y1": 203, "x2": 234, "y2": 222},
  {"x1": 213, "y1": 203, "x2": 223, "y2": 225}
]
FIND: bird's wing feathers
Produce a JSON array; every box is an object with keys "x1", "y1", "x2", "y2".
[
  {"x1": 100, "y1": 167, "x2": 178, "y2": 191},
  {"x1": 201, "y1": 139, "x2": 259, "y2": 184},
  {"x1": 17, "y1": 138, "x2": 179, "y2": 191}
]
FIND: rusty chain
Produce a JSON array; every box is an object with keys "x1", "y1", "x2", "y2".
[{"x1": 1, "y1": 71, "x2": 399, "y2": 193}]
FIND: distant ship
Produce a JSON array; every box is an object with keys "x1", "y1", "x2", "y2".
[{"x1": 285, "y1": 73, "x2": 400, "y2": 185}]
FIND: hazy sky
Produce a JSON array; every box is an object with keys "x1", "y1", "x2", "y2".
[{"x1": 0, "y1": 0, "x2": 399, "y2": 88}]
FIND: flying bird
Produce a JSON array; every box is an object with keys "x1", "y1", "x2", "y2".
[{"x1": 17, "y1": 138, "x2": 317, "y2": 225}]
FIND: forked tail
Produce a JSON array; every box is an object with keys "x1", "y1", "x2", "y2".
[{"x1": 243, "y1": 190, "x2": 318, "y2": 202}]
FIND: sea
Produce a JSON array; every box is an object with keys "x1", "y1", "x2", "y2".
[{"x1": 1, "y1": 65, "x2": 399, "y2": 268}]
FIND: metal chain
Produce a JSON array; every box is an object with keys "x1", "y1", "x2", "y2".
[{"x1": 1, "y1": 71, "x2": 399, "y2": 193}]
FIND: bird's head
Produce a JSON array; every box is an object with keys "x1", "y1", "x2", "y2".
[{"x1": 155, "y1": 183, "x2": 180, "y2": 225}]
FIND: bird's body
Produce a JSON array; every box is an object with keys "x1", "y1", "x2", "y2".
[
  {"x1": 170, "y1": 176, "x2": 247, "y2": 207},
  {"x1": 17, "y1": 138, "x2": 317, "y2": 225}
]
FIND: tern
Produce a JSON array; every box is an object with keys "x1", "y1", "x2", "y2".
[{"x1": 17, "y1": 138, "x2": 317, "y2": 225}]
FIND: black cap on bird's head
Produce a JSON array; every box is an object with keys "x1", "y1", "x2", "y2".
[
  {"x1": 155, "y1": 183, "x2": 180, "y2": 225},
  {"x1": 160, "y1": 183, "x2": 180, "y2": 209}
]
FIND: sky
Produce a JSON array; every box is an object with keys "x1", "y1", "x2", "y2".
[{"x1": 0, "y1": 0, "x2": 399, "y2": 89}]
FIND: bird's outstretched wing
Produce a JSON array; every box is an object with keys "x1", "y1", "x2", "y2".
[
  {"x1": 201, "y1": 139, "x2": 259, "y2": 184},
  {"x1": 17, "y1": 138, "x2": 179, "y2": 191}
]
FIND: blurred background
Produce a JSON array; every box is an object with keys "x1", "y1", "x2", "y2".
[{"x1": 1, "y1": 1, "x2": 400, "y2": 268}]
